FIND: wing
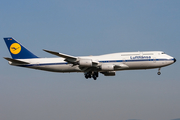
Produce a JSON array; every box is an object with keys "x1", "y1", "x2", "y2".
[
  {"x1": 43, "y1": 49, "x2": 99, "y2": 66},
  {"x1": 43, "y1": 49, "x2": 77, "y2": 63}
]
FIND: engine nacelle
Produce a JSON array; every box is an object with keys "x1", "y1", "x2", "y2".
[
  {"x1": 101, "y1": 71, "x2": 116, "y2": 76},
  {"x1": 79, "y1": 59, "x2": 92, "y2": 67},
  {"x1": 101, "y1": 64, "x2": 114, "y2": 71}
]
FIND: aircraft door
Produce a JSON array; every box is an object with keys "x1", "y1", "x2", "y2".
[
  {"x1": 153, "y1": 57, "x2": 156, "y2": 63},
  {"x1": 123, "y1": 58, "x2": 126, "y2": 64}
]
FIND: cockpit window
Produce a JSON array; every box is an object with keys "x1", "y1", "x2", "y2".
[{"x1": 161, "y1": 52, "x2": 165, "y2": 54}]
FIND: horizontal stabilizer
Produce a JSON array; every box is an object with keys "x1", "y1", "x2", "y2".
[{"x1": 4, "y1": 57, "x2": 29, "y2": 64}]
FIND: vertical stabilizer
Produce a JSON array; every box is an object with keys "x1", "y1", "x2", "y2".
[{"x1": 4, "y1": 37, "x2": 38, "y2": 59}]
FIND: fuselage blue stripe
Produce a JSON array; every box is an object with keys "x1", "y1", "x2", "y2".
[
  {"x1": 18, "y1": 58, "x2": 174, "y2": 67},
  {"x1": 99, "y1": 59, "x2": 174, "y2": 63}
]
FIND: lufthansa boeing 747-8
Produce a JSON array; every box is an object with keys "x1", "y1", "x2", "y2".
[{"x1": 3, "y1": 37, "x2": 176, "y2": 80}]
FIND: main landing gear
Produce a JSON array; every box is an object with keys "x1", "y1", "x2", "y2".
[
  {"x1": 85, "y1": 71, "x2": 99, "y2": 80},
  {"x1": 157, "y1": 68, "x2": 161, "y2": 75}
]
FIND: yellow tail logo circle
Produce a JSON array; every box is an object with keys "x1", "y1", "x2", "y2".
[{"x1": 10, "y1": 43, "x2": 21, "y2": 54}]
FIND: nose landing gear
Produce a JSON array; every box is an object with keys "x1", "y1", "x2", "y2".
[{"x1": 157, "y1": 68, "x2": 161, "y2": 75}]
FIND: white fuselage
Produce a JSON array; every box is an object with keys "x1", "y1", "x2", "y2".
[{"x1": 10, "y1": 51, "x2": 175, "y2": 73}]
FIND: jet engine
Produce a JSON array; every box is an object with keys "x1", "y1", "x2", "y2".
[
  {"x1": 101, "y1": 64, "x2": 114, "y2": 71},
  {"x1": 79, "y1": 59, "x2": 92, "y2": 67}
]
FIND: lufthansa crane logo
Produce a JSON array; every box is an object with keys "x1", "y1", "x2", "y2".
[{"x1": 10, "y1": 43, "x2": 21, "y2": 54}]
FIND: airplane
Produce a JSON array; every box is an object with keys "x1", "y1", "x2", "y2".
[{"x1": 3, "y1": 37, "x2": 176, "y2": 80}]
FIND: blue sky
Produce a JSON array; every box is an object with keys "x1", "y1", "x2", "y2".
[{"x1": 0, "y1": 1, "x2": 180, "y2": 120}]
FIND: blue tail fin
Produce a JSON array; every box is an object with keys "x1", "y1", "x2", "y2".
[{"x1": 4, "y1": 37, "x2": 38, "y2": 59}]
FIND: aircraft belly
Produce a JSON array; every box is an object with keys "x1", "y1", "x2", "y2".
[
  {"x1": 30, "y1": 64, "x2": 81, "y2": 72},
  {"x1": 125, "y1": 60, "x2": 173, "y2": 70},
  {"x1": 126, "y1": 61, "x2": 162, "y2": 69}
]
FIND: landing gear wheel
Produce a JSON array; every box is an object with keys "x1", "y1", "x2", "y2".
[
  {"x1": 95, "y1": 72, "x2": 98, "y2": 77},
  {"x1": 88, "y1": 74, "x2": 91, "y2": 78},
  {"x1": 84, "y1": 71, "x2": 99, "y2": 80},
  {"x1": 85, "y1": 76, "x2": 88, "y2": 79},
  {"x1": 157, "y1": 72, "x2": 161, "y2": 75},
  {"x1": 157, "y1": 68, "x2": 161, "y2": 75},
  {"x1": 92, "y1": 73, "x2": 97, "y2": 80}
]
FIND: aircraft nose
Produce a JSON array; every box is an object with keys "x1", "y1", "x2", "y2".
[{"x1": 174, "y1": 58, "x2": 176, "y2": 63}]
